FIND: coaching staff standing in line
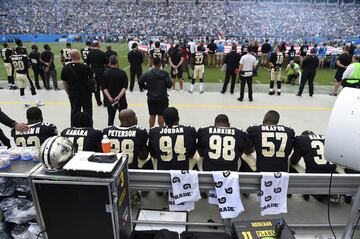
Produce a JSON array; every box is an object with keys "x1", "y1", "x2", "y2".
[
  {"x1": 237, "y1": 48, "x2": 257, "y2": 102},
  {"x1": 40, "y1": 44, "x2": 59, "y2": 90},
  {"x1": 87, "y1": 41, "x2": 108, "y2": 106},
  {"x1": 61, "y1": 49, "x2": 93, "y2": 126},
  {"x1": 29, "y1": 45, "x2": 45, "y2": 89},
  {"x1": 297, "y1": 48, "x2": 319, "y2": 97},
  {"x1": 221, "y1": 44, "x2": 241, "y2": 94},
  {"x1": 139, "y1": 57, "x2": 172, "y2": 128},
  {"x1": 102, "y1": 56, "x2": 128, "y2": 126},
  {"x1": 128, "y1": 43, "x2": 144, "y2": 92}
]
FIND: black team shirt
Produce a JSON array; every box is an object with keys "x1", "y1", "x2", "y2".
[
  {"x1": 247, "y1": 124, "x2": 295, "y2": 172},
  {"x1": 11, "y1": 54, "x2": 31, "y2": 74},
  {"x1": 87, "y1": 48, "x2": 108, "y2": 74},
  {"x1": 302, "y1": 55, "x2": 319, "y2": 73},
  {"x1": 11, "y1": 122, "x2": 58, "y2": 147},
  {"x1": 61, "y1": 127, "x2": 103, "y2": 153},
  {"x1": 197, "y1": 126, "x2": 249, "y2": 171},
  {"x1": 128, "y1": 50, "x2": 143, "y2": 69},
  {"x1": 102, "y1": 67, "x2": 128, "y2": 106},
  {"x1": 80, "y1": 47, "x2": 90, "y2": 65},
  {"x1": 61, "y1": 62, "x2": 93, "y2": 97},
  {"x1": 1, "y1": 48, "x2": 13, "y2": 63},
  {"x1": 292, "y1": 134, "x2": 336, "y2": 173},
  {"x1": 103, "y1": 125, "x2": 148, "y2": 169},
  {"x1": 149, "y1": 125, "x2": 197, "y2": 170}
]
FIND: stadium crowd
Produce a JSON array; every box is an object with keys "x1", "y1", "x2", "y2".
[{"x1": 0, "y1": 0, "x2": 359, "y2": 41}]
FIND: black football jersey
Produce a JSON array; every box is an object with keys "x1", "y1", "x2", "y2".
[
  {"x1": 293, "y1": 134, "x2": 336, "y2": 173},
  {"x1": 103, "y1": 125, "x2": 148, "y2": 169},
  {"x1": 247, "y1": 125, "x2": 295, "y2": 172},
  {"x1": 193, "y1": 52, "x2": 206, "y2": 65},
  {"x1": 270, "y1": 52, "x2": 284, "y2": 68},
  {"x1": 197, "y1": 126, "x2": 249, "y2": 171},
  {"x1": 80, "y1": 47, "x2": 90, "y2": 64},
  {"x1": 300, "y1": 45, "x2": 308, "y2": 56},
  {"x1": 60, "y1": 48, "x2": 72, "y2": 64},
  {"x1": 1, "y1": 48, "x2": 13, "y2": 63},
  {"x1": 148, "y1": 125, "x2": 197, "y2": 170},
  {"x1": 61, "y1": 127, "x2": 102, "y2": 153},
  {"x1": 11, "y1": 122, "x2": 58, "y2": 147},
  {"x1": 150, "y1": 48, "x2": 165, "y2": 60},
  {"x1": 11, "y1": 54, "x2": 30, "y2": 74}
]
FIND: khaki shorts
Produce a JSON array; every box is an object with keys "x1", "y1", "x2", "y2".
[
  {"x1": 4, "y1": 63, "x2": 12, "y2": 76},
  {"x1": 193, "y1": 65, "x2": 204, "y2": 80},
  {"x1": 16, "y1": 73, "x2": 32, "y2": 89},
  {"x1": 216, "y1": 52, "x2": 224, "y2": 61},
  {"x1": 271, "y1": 68, "x2": 281, "y2": 82}
]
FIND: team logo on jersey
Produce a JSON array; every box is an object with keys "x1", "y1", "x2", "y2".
[
  {"x1": 223, "y1": 171, "x2": 231, "y2": 177},
  {"x1": 265, "y1": 181, "x2": 273, "y2": 187},
  {"x1": 258, "y1": 191, "x2": 264, "y2": 197},
  {"x1": 225, "y1": 187, "x2": 233, "y2": 194},
  {"x1": 218, "y1": 197, "x2": 227, "y2": 204},
  {"x1": 265, "y1": 196, "x2": 272, "y2": 202},
  {"x1": 183, "y1": 184, "x2": 191, "y2": 190},
  {"x1": 215, "y1": 182, "x2": 223, "y2": 188},
  {"x1": 274, "y1": 172, "x2": 282, "y2": 178},
  {"x1": 172, "y1": 177, "x2": 181, "y2": 184},
  {"x1": 274, "y1": 187, "x2": 282, "y2": 193},
  {"x1": 181, "y1": 170, "x2": 189, "y2": 174}
]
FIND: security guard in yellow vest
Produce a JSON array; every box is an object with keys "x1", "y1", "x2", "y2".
[{"x1": 342, "y1": 55, "x2": 360, "y2": 88}]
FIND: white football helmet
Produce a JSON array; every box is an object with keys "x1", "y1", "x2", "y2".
[{"x1": 40, "y1": 136, "x2": 74, "y2": 171}]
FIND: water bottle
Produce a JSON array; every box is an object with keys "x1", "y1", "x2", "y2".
[{"x1": 101, "y1": 135, "x2": 111, "y2": 153}]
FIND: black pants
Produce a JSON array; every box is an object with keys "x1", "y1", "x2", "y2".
[
  {"x1": 94, "y1": 71, "x2": 104, "y2": 105},
  {"x1": 107, "y1": 101, "x2": 127, "y2": 126},
  {"x1": 298, "y1": 71, "x2": 315, "y2": 96},
  {"x1": 69, "y1": 95, "x2": 93, "y2": 126},
  {"x1": 130, "y1": 67, "x2": 142, "y2": 92},
  {"x1": 32, "y1": 66, "x2": 45, "y2": 88},
  {"x1": 44, "y1": 69, "x2": 58, "y2": 89},
  {"x1": 239, "y1": 76, "x2": 253, "y2": 100},
  {"x1": 222, "y1": 68, "x2": 237, "y2": 93}
]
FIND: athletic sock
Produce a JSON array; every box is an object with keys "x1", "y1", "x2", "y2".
[
  {"x1": 199, "y1": 82, "x2": 204, "y2": 92},
  {"x1": 277, "y1": 81, "x2": 282, "y2": 91},
  {"x1": 269, "y1": 81, "x2": 274, "y2": 91},
  {"x1": 21, "y1": 95, "x2": 28, "y2": 105},
  {"x1": 190, "y1": 83, "x2": 195, "y2": 92},
  {"x1": 32, "y1": 94, "x2": 40, "y2": 104}
]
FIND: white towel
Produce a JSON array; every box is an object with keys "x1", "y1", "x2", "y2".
[
  {"x1": 260, "y1": 172, "x2": 289, "y2": 216},
  {"x1": 208, "y1": 189, "x2": 217, "y2": 205},
  {"x1": 212, "y1": 171, "x2": 244, "y2": 219},
  {"x1": 168, "y1": 190, "x2": 195, "y2": 212},
  {"x1": 169, "y1": 170, "x2": 201, "y2": 212}
]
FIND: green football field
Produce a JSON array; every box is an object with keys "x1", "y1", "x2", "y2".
[{"x1": 0, "y1": 42, "x2": 337, "y2": 86}]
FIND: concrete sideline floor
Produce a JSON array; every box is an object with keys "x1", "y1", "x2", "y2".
[{"x1": 0, "y1": 88, "x2": 358, "y2": 238}]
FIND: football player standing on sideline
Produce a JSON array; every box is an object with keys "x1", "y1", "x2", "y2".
[
  {"x1": 268, "y1": 46, "x2": 284, "y2": 95},
  {"x1": 1, "y1": 43, "x2": 16, "y2": 89},
  {"x1": 188, "y1": 44, "x2": 206, "y2": 94},
  {"x1": 60, "y1": 43, "x2": 72, "y2": 65},
  {"x1": 11, "y1": 48, "x2": 45, "y2": 108},
  {"x1": 139, "y1": 57, "x2": 173, "y2": 128},
  {"x1": 169, "y1": 44, "x2": 184, "y2": 92},
  {"x1": 80, "y1": 41, "x2": 91, "y2": 65},
  {"x1": 128, "y1": 43, "x2": 144, "y2": 92}
]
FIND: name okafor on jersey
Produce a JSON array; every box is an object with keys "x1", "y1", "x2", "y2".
[
  {"x1": 60, "y1": 48, "x2": 72, "y2": 64},
  {"x1": 247, "y1": 124, "x2": 295, "y2": 172},
  {"x1": 269, "y1": 52, "x2": 284, "y2": 69},
  {"x1": 61, "y1": 127, "x2": 102, "y2": 153},
  {"x1": 293, "y1": 134, "x2": 336, "y2": 173},
  {"x1": 193, "y1": 51, "x2": 206, "y2": 65},
  {"x1": 197, "y1": 126, "x2": 249, "y2": 171},
  {"x1": 11, "y1": 122, "x2": 58, "y2": 147},
  {"x1": 103, "y1": 125, "x2": 148, "y2": 169},
  {"x1": 11, "y1": 54, "x2": 31, "y2": 74},
  {"x1": 148, "y1": 125, "x2": 197, "y2": 170}
]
